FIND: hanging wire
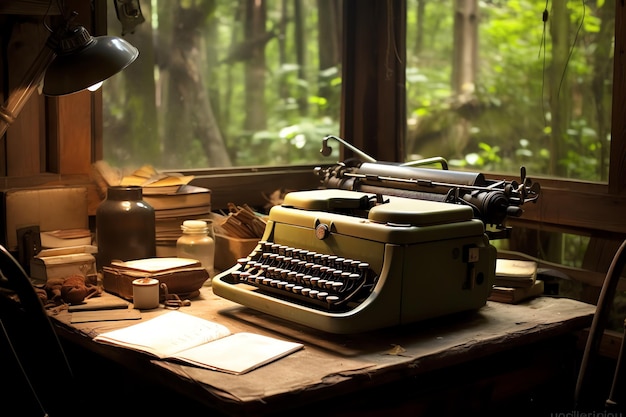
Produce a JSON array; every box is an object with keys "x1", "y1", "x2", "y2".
[
  {"x1": 540, "y1": 0, "x2": 549, "y2": 127},
  {"x1": 385, "y1": 0, "x2": 402, "y2": 81},
  {"x1": 539, "y1": 0, "x2": 586, "y2": 128},
  {"x1": 558, "y1": 0, "x2": 586, "y2": 99}
]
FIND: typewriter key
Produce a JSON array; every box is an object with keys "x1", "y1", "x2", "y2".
[{"x1": 326, "y1": 295, "x2": 339, "y2": 304}]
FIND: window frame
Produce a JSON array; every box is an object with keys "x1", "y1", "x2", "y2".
[
  {"x1": 196, "y1": 0, "x2": 626, "y2": 239},
  {"x1": 2, "y1": 0, "x2": 625, "y2": 239}
]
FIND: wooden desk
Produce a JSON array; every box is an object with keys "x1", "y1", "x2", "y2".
[{"x1": 50, "y1": 289, "x2": 595, "y2": 416}]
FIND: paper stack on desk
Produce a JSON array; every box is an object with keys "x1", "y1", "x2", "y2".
[
  {"x1": 142, "y1": 185, "x2": 212, "y2": 255},
  {"x1": 488, "y1": 259, "x2": 544, "y2": 304}
]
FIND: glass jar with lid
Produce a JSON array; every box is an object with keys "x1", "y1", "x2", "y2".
[{"x1": 176, "y1": 219, "x2": 215, "y2": 282}]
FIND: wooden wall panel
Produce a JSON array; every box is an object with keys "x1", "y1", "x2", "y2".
[
  {"x1": 5, "y1": 18, "x2": 47, "y2": 176},
  {"x1": 47, "y1": 92, "x2": 93, "y2": 174},
  {"x1": 610, "y1": 0, "x2": 626, "y2": 195}
]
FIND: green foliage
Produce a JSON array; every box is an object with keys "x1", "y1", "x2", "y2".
[
  {"x1": 104, "y1": 0, "x2": 340, "y2": 170},
  {"x1": 405, "y1": 0, "x2": 613, "y2": 182},
  {"x1": 104, "y1": 0, "x2": 613, "y2": 178}
]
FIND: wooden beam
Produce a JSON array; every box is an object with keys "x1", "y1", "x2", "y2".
[
  {"x1": 610, "y1": 0, "x2": 626, "y2": 195},
  {"x1": 341, "y1": 0, "x2": 406, "y2": 162}
]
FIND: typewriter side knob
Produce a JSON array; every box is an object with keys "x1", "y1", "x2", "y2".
[{"x1": 315, "y1": 223, "x2": 331, "y2": 240}]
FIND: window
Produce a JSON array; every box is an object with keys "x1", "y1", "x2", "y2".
[
  {"x1": 405, "y1": 0, "x2": 613, "y2": 182},
  {"x1": 100, "y1": 1, "x2": 625, "y2": 259},
  {"x1": 103, "y1": 0, "x2": 342, "y2": 171}
]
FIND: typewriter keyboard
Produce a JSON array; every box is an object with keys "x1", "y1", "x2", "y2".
[{"x1": 221, "y1": 241, "x2": 378, "y2": 312}]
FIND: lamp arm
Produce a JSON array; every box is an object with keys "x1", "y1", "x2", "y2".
[{"x1": 0, "y1": 44, "x2": 56, "y2": 138}]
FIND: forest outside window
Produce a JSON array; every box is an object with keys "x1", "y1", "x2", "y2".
[
  {"x1": 103, "y1": 0, "x2": 614, "y2": 185},
  {"x1": 405, "y1": 0, "x2": 613, "y2": 182},
  {"x1": 103, "y1": 0, "x2": 342, "y2": 170}
]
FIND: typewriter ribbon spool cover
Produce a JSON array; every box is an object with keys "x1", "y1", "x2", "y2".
[{"x1": 212, "y1": 189, "x2": 496, "y2": 334}]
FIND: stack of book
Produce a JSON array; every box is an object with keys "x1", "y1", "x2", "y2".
[
  {"x1": 102, "y1": 257, "x2": 210, "y2": 300},
  {"x1": 142, "y1": 185, "x2": 212, "y2": 256},
  {"x1": 488, "y1": 259, "x2": 544, "y2": 304}
]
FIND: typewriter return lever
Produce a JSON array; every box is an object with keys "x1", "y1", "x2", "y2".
[{"x1": 321, "y1": 135, "x2": 377, "y2": 163}]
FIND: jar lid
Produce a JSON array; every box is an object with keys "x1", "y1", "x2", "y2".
[{"x1": 181, "y1": 220, "x2": 208, "y2": 231}]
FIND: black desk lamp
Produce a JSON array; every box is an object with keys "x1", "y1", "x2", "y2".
[{"x1": 0, "y1": 10, "x2": 139, "y2": 136}]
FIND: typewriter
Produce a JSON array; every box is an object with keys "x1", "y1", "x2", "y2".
[{"x1": 212, "y1": 135, "x2": 540, "y2": 334}]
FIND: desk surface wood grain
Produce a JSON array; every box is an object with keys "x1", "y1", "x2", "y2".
[{"x1": 50, "y1": 288, "x2": 596, "y2": 416}]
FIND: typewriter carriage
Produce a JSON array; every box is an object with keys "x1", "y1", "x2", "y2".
[{"x1": 315, "y1": 134, "x2": 540, "y2": 240}]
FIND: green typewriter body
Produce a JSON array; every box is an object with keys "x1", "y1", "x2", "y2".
[{"x1": 212, "y1": 189, "x2": 496, "y2": 334}]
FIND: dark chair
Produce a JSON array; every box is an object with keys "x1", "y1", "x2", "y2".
[
  {"x1": 0, "y1": 244, "x2": 216, "y2": 417},
  {"x1": 0, "y1": 244, "x2": 76, "y2": 416},
  {"x1": 575, "y1": 239, "x2": 626, "y2": 412}
]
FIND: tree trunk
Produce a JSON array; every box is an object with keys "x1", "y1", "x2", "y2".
[
  {"x1": 450, "y1": 0, "x2": 478, "y2": 158},
  {"x1": 294, "y1": 0, "x2": 308, "y2": 115},
  {"x1": 278, "y1": 0, "x2": 288, "y2": 100},
  {"x1": 590, "y1": 0, "x2": 615, "y2": 181},
  {"x1": 163, "y1": 1, "x2": 231, "y2": 168},
  {"x1": 104, "y1": 3, "x2": 159, "y2": 166},
  {"x1": 244, "y1": 0, "x2": 268, "y2": 131},
  {"x1": 416, "y1": 0, "x2": 425, "y2": 56},
  {"x1": 549, "y1": 0, "x2": 571, "y2": 177},
  {"x1": 452, "y1": 0, "x2": 477, "y2": 96},
  {"x1": 317, "y1": 0, "x2": 342, "y2": 115}
]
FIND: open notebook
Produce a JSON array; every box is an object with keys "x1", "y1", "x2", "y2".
[{"x1": 93, "y1": 310, "x2": 303, "y2": 375}]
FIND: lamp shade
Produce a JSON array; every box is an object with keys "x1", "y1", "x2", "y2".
[{"x1": 43, "y1": 26, "x2": 139, "y2": 96}]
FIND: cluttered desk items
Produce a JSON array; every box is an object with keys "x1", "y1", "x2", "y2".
[
  {"x1": 48, "y1": 285, "x2": 595, "y2": 416},
  {"x1": 488, "y1": 258, "x2": 544, "y2": 304},
  {"x1": 102, "y1": 257, "x2": 209, "y2": 302},
  {"x1": 213, "y1": 135, "x2": 541, "y2": 334}
]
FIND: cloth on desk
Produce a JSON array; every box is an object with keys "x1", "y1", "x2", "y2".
[
  {"x1": 156, "y1": 348, "x2": 375, "y2": 403},
  {"x1": 38, "y1": 275, "x2": 101, "y2": 307},
  {"x1": 150, "y1": 296, "x2": 595, "y2": 404},
  {"x1": 49, "y1": 287, "x2": 595, "y2": 413}
]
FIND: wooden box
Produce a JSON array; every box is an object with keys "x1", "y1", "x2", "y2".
[{"x1": 214, "y1": 233, "x2": 259, "y2": 272}]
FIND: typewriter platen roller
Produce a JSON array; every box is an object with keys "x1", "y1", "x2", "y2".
[{"x1": 212, "y1": 136, "x2": 539, "y2": 334}]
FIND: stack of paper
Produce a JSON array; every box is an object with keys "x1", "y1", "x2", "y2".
[
  {"x1": 91, "y1": 161, "x2": 195, "y2": 197},
  {"x1": 488, "y1": 259, "x2": 544, "y2": 304},
  {"x1": 142, "y1": 184, "x2": 212, "y2": 254}
]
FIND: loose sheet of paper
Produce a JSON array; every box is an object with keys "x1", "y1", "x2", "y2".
[{"x1": 172, "y1": 332, "x2": 303, "y2": 374}]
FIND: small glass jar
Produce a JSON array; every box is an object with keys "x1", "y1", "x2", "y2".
[{"x1": 176, "y1": 219, "x2": 215, "y2": 283}]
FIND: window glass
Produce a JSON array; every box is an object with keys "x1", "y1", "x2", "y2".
[
  {"x1": 104, "y1": 0, "x2": 341, "y2": 171},
  {"x1": 405, "y1": 0, "x2": 613, "y2": 181}
]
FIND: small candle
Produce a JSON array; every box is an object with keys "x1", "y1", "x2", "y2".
[{"x1": 132, "y1": 278, "x2": 160, "y2": 309}]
